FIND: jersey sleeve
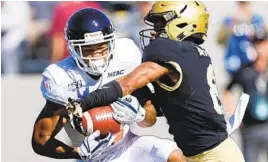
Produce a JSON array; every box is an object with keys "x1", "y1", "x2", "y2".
[
  {"x1": 40, "y1": 69, "x2": 68, "y2": 106},
  {"x1": 143, "y1": 38, "x2": 195, "y2": 92},
  {"x1": 142, "y1": 38, "x2": 183, "y2": 64}
]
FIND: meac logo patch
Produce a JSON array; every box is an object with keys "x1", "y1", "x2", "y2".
[{"x1": 108, "y1": 70, "x2": 125, "y2": 77}]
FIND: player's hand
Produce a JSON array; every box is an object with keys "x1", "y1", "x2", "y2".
[
  {"x1": 111, "y1": 95, "x2": 146, "y2": 124},
  {"x1": 77, "y1": 130, "x2": 115, "y2": 161},
  {"x1": 66, "y1": 98, "x2": 83, "y2": 118},
  {"x1": 66, "y1": 98, "x2": 86, "y2": 132}
]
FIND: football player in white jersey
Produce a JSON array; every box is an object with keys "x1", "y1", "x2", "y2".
[{"x1": 31, "y1": 8, "x2": 185, "y2": 162}]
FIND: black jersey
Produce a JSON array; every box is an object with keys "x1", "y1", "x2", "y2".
[{"x1": 143, "y1": 38, "x2": 228, "y2": 156}]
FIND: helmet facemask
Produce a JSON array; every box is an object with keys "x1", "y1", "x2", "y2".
[
  {"x1": 139, "y1": 11, "x2": 177, "y2": 49},
  {"x1": 67, "y1": 31, "x2": 116, "y2": 76}
]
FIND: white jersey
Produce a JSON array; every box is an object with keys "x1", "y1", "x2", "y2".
[
  {"x1": 87, "y1": 132, "x2": 178, "y2": 162},
  {"x1": 40, "y1": 38, "x2": 142, "y2": 146}
]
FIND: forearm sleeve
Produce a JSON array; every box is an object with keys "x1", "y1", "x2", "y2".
[
  {"x1": 80, "y1": 80, "x2": 123, "y2": 111},
  {"x1": 32, "y1": 137, "x2": 80, "y2": 159}
]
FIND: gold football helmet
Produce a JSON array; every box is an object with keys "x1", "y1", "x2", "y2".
[{"x1": 140, "y1": 1, "x2": 209, "y2": 48}]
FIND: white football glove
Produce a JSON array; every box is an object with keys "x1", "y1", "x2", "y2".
[
  {"x1": 77, "y1": 130, "x2": 115, "y2": 161},
  {"x1": 111, "y1": 95, "x2": 146, "y2": 124}
]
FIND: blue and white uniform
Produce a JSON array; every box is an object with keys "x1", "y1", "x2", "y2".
[{"x1": 40, "y1": 38, "x2": 178, "y2": 162}]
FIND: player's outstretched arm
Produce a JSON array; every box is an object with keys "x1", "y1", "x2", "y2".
[
  {"x1": 117, "y1": 61, "x2": 169, "y2": 96},
  {"x1": 77, "y1": 61, "x2": 168, "y2": 111},
  {"x1": 32, "y1": 100, "x2": 81, "y2": 159}
]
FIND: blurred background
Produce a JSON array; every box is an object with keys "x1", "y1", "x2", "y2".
[{"x1": 1, "y1": 1, "x2": 268, "y2": 162}]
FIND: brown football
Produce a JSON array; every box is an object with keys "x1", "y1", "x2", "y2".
[{"x1": 81, "y1": 105, "x2": 122, "y2": 135}]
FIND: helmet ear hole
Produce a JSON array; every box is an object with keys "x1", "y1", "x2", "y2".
[{"x1": 177, "y1": 23, "x2": 188, "y2": 28}]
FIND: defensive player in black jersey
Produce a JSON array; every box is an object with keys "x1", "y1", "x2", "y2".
[{"x1": 67, "y1": 2, "x2": 245, "y2": 161}]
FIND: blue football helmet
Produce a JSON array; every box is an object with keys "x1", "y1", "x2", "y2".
[{"x1": 65, "y1": 8, "x2": 116, "y2": 76}]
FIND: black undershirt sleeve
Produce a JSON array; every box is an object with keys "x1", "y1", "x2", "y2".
[
  {"x1": 80, "y1": 80, "x2": 123, "y2": 112},
  {"x1": 32, "y1": 137, "x2": 80, "y2": 159}
]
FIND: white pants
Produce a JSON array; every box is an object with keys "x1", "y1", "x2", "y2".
[{"x1": 83, "y1": 132, "x2": 178, "y2": 162}]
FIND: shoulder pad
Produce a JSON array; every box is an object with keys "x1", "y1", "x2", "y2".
[{"x1": 40, "y1": 57, "x2": 77, "y2": 105}]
